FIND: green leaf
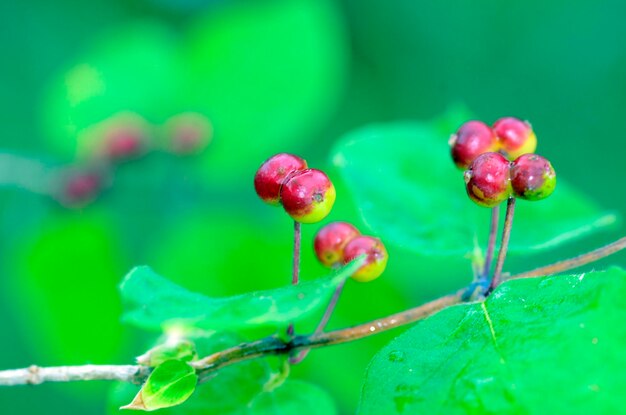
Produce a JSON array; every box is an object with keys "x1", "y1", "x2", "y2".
[
  {"x1": 359, "y1": 267, "x2": 626, "y2": 414},
  {"x1": 121, "y1": 359, "x2": 197, "y2": 411},
  {"x1": 331, "y1": 120, "x2": 619, "y2": 256},
  {"x1": 120, "y1": 258, "x2": 364, "y2": 332},
  {"x1": 109, "y1": 334, "x2": 336, "y2": 415}
]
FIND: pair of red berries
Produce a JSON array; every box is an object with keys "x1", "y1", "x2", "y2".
[
  {"x1": 254, "y1": 153, "x2": 336, "y2": 223},
  {"x1": 450, "y1": 117, "x2": 537, "y2": 169},
  {"x1": 451, "y1": 117, "x2": 556, "y2": 208},
  {"x1": 314, "y1": 222, "x2": 388, "y2": 282}
]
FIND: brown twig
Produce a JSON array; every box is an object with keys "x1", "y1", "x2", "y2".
[
  {"x1": 0, "y1": 365, "x2": 149, "y2": 386},
  {"x1": 505, "y1": 236, "x2": 626, "y2": 281}
]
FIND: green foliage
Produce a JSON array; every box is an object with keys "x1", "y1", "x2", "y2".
[
  {"x1": 332, "y1": 119, "x2": 618, "y2": 256},
  {"x1": 136, "y1": 339, "x2": 197, "y2": 367},
  {"x1": 359, "y1": 267, "x2": 626, "y2": 414},
  {"x1": 122, "y1": 360, "x2": 197, "y2": 411},
  {"x1": 120, "y1": 258, "x2": 364, "y2": 332}
]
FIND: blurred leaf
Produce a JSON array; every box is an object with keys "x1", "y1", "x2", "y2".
[
  {"x1": 359, "y1": 267, "x2": 626, "y2": 414},
  {"x1": 10, "y1": 212, "x2": 124, "y2": 364},
  {"x1": 120, "y1": 258, "x2": 364, "y2": 332},
  {"x1": 331, "y1": 119, "x2": 618, "y2": 256},
  {"x1": 184, "y1": 0, "x2": 348, "y2": 183},
  {"x1": 43, "y1": 22, "x2": 184, "y2": 159},
  {"x1": 122, "y1": 360, "x2": 197, "y2": 411}
]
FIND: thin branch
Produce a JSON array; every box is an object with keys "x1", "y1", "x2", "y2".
[
  {"x1": 505, "y1": 236, "x2": 626, "y2": 281},
  {"x1": 482, "y1": 207, "x2": 500, "y2": 277},
  {"x1": 489, "y1": 198, "x2": 516, "y2": 292},
  {"x1": 0, "y1": 365, "x2": 150, "y2": 386},
  {"x1": 0, "y1": 290, "x2": 463, "y2": 386},
  {"x1": 289, "y1": 279, "x2": 347, "y2": 364}
]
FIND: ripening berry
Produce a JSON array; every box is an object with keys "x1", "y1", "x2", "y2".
[
  {"x1": 464, "y1": 152, "x2": 512, "y2": 207},
  {"x1": 280, "y1": 169, "x2": 336, "y2": 223},
  {"x1": 93, "y1": 112, "x2": 150, "y2": 161},
  {"x1": 164, "y1": 112, "x2": 213, "y2": 155},
  {"x1": 493, "y1": 117, "x2": 537, "y2": 160},
  {"x1": 450, "y1": 120, "x2": 499, "y2": 169},
  {"x1": 59, "y1": 170, "x2": 103, "y2": 207},
  {"x1": 314, "y1": 222, "x2": 361, "y2": 267},
  {"x1": 510, "y1": 154, "x2": 556, "y2": 201},
  {"x1": 254, "y1": 153, "x2": 307, "y2": 205},
  {"x1": 343, "y1": 236, "x2": 388, "y2": 282}
]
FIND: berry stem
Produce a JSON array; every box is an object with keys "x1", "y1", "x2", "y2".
[
  {"x1": 489, "y1": 197, "x2": 516, "y2": 292},
  {"x1": 287, "y1": 221, "x2": 302, "y2": 338},
  {"x1": 482, "y1": 207, "x2": 500, "y2": 278},
  {"x1": 505, "y1": 236, "x2": 626, "y2": 281},
  {"x1": 292, "y1": 220, "x2": 301, "y2": 286},
  {"x1": 289, "y1": 278, "x2": 347, "y2": 364}
]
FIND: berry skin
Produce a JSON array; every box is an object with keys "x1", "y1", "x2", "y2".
[
  {"x1": 343, "y1": 236, "x2": 388, "y2": 282},
  {"x1": 254, "y1": 153, "x2": 307, "y2": 205},
  {"x1": 493, "y1": 117, "x2": 537, "y2": 160},
  {"x1": 280, "y1": 169, "x2": 336, "y2": 223},
  {"x1": 450, "y1": 120, "x2": 499, "y2": 169},
  {"x1": 510, "y1": 154, "x2": 556, "y2": 201},
  {"x1": 464, "y1": 152, "x2": 512, "y2": 207},
  {"x1": 164, "y1": 112, "x2": 213, "y2": 155},
  {"x1": 314, "y1": 222, "x2": 361, "y2": 267},
  {"x1": 58, "y1": 170, "x2": 103, "y2": 207}
]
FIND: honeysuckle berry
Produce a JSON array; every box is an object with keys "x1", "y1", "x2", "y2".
[
  {"x1": 59, "y1": 170, "x2": 102, "y2": 206},
  {"x1": 254, "y1": 153, "x2": 307, "y2": 205},
  {"x1": 493, "y1": 117, "x2": 537, "y2": 160},
  {"x1": 164, "y1": 112, "x2": 213, "y2": 155},
  {"x1": 450, "y1": 120, "x2": 499, "y2": 169},
  {"x1": 90, "y1": 112, "x2": 150, "y2": 161},
  {"x1": 510, "y1": 154, "x2": 556, "y2": 201},
  {"x1": 280, "y1": 168, "x2": 336, "y2": 223},
  {"x1": 343, "y1": 236, "x2": 388, "y2": 282},
  {"x1": 314, "y1": 222, "x2": 361, "y2": 267},
  {"x1": 464, "y1": 152, "x2": 512, "y2": 207}
]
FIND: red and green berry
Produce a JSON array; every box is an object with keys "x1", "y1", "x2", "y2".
[
  {"x1": 493, "y1": 117, "x2": 537, "y2": 160},
  {"x1": 343, "y1": 236, "x2": 388, "y2": 282},
  {"x1": 450, "y1": 120, "x2": 499, "y2": 169},
  {"x1": 280, "y1": 169, "x2": 336, "y2": 224},
  {"x1": 163, "y1": 112, "x2": 213, "y2": 155},
  {"x1": 314, "y1": 222, "x2": 361, "y2": 267},
  {"x1": 254, "y1": 153, "x2": 307, "y2": 205},
  {"x1": 510, "y1": 154, "x2": 556, "y2": 201},
  {"x1": 464, "y1": 152, "x2": 512, "y2": 207}
]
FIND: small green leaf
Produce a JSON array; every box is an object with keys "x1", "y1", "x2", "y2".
[
  {"x1": 120, "y1": 258, "x2": 364, "y2": 332},
  {"x1": 331, "y1": 119, "x2": 619, "y2": 256},
  {"x1": 136, "y1": 339, "x2": 197, "y2": 367},
  {"x1": 121, "y1": 359, "x2": 197, "y2": 411},
  {"x1": 359, "y1": 267, "x2": 626, "y2": 414}
]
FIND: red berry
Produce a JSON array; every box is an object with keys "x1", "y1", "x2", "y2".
[
  {"x1": 59, "y1": 170, "x2": 103, "y2": 207},
  {"x1": 96, "y1": 112, "x2": 150, "y2": 161},
  {"x1": 280, "y1": 168, "x2": 336, "y2": 223},
  {"x1": 254, "y1": 153, "x2": 307, "y2": 205},
  {"x1": 164, "y1": 112, "x2": 213, "y2": 155},
  {"x1": 343, "y1": 236, "x2": 388, "y2": 282},
  {"x1": 510, "y1": 154, "x2": 556, "y2": 201},
  {"x1": 464, "y1": 152, "x2": 512, "y2": 207},
  {"x1": 314, "y1": 222, "x2": 361, "y2": 267},
  {"x1": 493, "y1": 117, "x2": 537, "y2": 160},
  {"x1": 450, "y1": 120, "x2": 499, "y2": 169}
]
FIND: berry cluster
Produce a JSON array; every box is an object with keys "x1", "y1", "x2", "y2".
[
  {"x1": 450, "y1": 117, "x2": 537, "y2": 169},
  {"x1": 254, "y1": 153, "x2": 336, "y2": 223},
  {"x1": 450, "y1": 118, "x2": 556, "y2": 207},
  {"x1": 314, "y1": 222, "x2": 388, "y2": 282}
]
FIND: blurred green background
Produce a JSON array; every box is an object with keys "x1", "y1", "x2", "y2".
[{"x1": 0, "y1": 0, "x2": 624, "y2": 414}]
